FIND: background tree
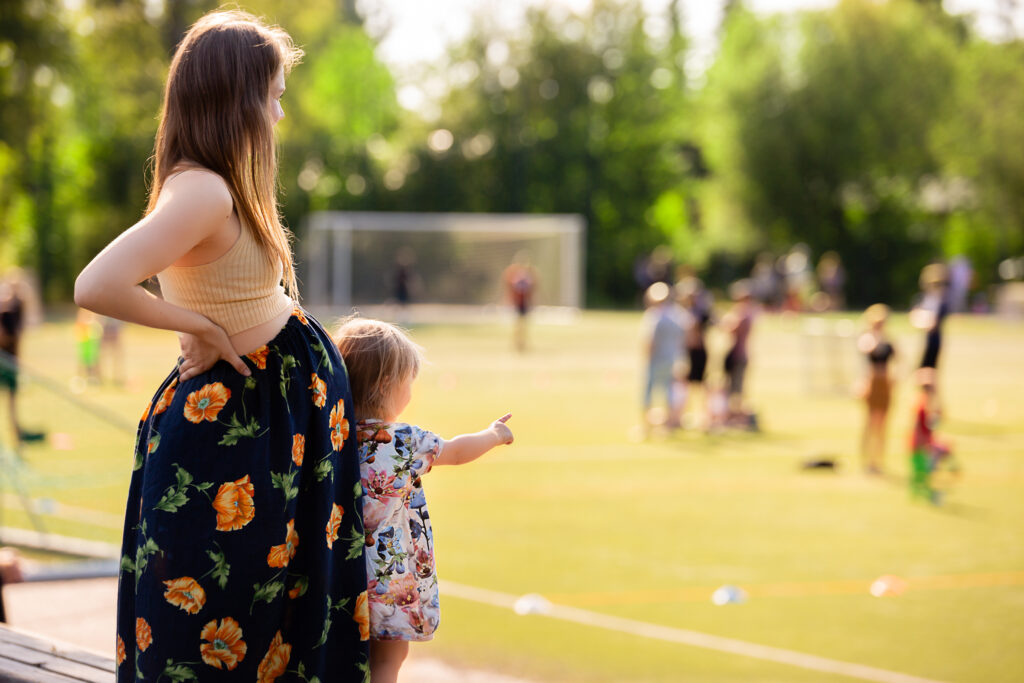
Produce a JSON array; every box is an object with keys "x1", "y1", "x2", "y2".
[
  {"x1": 936, "y1": 37, "x2": 1024, "y2": 291},
  {"x1": 701, "y1": 0, "x2": 961, "y2": 306},
  {"x1": 2, "y1": 0, "x2": 1022, "y2": 308},
  {"x1": 0, "y1": 0, "x2": 71, "y2": 299},
  {"x1": 386, "y1": 0, "x2": 697, "y2": 304}
]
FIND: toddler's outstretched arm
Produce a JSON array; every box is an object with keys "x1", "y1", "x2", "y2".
[{"x1": 435, "y1": 414, "x2": 513, "y2": 467}]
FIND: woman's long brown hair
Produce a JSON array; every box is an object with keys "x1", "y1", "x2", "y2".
[{"x1": 146, "y1": 10, "x2": 303, "y2": 296}]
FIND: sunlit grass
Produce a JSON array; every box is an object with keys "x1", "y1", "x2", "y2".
[{"x1": 5, "y1": 310, "x2": 1023, "y2": 682}]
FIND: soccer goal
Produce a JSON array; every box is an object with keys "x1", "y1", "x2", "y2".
[
  {"x1": 800, "y1": 316, "x2": 860, "y2": 394},
  {"x1": 299, "y1": 212, "x2": 585, "y2": 320}
]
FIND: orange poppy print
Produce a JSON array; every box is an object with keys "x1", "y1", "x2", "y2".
[
  {"x1": 256, "y1": 630, "x2": 292, "y2": 683},
  {"x1": 183, "y1": 382, "x2": 231, "y2": 423},
  {"x1": 291, "y1": 434, "x2": 305, "y2": 466},
  {"x1": 267, "y1": 519, "x2": 299, "y2": 568},
  {"x1": 163, "y1": 576, "x2": 207, "y2": 615},
  {"x1": 354, "y1": 590, "x2": 369, "y2": 641},
  {"x1": 140, "y1": 401, "x2": 152, "y2": 423},
  {"x1": 325, "y1": 503, "x2": 343, "y2": 549},
  {"x1": 329, "y1": 399, "x2": 349, "y2": 451},
  {"x1": 136, "y1": 617, "x2": 153, "y2": 652},
  {"x1": 199, "y1": 617, "x2": 247, "y2": 671},
  {"x1": 309, "y1": 373, "x2": 326, "y2": 409},
  {"x1": 212, "y1": 475, "x2": 255, "y2": 531},
  {"x1": 293, "y1": 305, "x2": 309, "y2": 325},
  {"x1": 154, "y1": 378, "x2": 178, "y2": 415},
  {"x1": 116, "y1": 634, "x2": 126, "y2": 665},
  {"x1": 246, "y1": 345, "x2": 269, "y2": 370}
]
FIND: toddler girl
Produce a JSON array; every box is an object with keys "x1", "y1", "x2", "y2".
[{"x1": 334, "y1": 317, "x2": 514, "y2": 683}]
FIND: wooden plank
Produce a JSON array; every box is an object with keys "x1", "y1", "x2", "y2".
[
  {"x1": 0, "y1": 628, "x2": 114, "y2": 673},
  {"x1": 0, "y1": 656, "x2": 84, "y2": 683},
  {"x1": 45, "y1": 647, "x2": 114, "y2": 675},
  {"x1": 40, "y1": 658, "x2": 113, "y2": 683},
  {"x1": 0, "y1": 625, "x2": 115, "y2": 681},
  {"x1": 0, "y1": 641, "x2": 51, "y2": 666}
]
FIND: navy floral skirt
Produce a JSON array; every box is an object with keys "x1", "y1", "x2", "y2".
[{"x1": 116, "y1": 308, "x2": 369, "y2": 682}]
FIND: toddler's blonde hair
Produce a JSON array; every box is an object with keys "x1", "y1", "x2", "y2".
[{"x1": 333, "y1": 317, "x2": 423, "y2": 420}]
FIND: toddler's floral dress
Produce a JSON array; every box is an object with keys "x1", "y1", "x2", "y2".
[{"x1": 356, "y1": 420, "x2": 442, "y2": 640}]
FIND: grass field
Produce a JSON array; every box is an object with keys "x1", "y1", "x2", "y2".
[{"x1": 3, "y1": 310, "x2": 1023, "y2": 682}]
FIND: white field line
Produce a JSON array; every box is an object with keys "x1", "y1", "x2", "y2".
[{"x1": 439, "y1": 580, "x2": 950, "y2": 683}]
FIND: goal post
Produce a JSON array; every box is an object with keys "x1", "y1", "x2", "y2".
[{"x1": 299, "y1": 211, "x2": 586, "y2": 317}]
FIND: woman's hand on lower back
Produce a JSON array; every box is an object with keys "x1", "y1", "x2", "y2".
[{"x1": 178, "y1": 319, "x2": 251, "y2": 381}]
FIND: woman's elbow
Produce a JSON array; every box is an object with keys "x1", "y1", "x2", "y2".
[{"x1": 73, "y1": 270, "x2": 103, "y2": 311}]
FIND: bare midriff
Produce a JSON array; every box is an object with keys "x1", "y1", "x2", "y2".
[{"x1": 229, "y1": 304, "x2": 294, "y2": 356}]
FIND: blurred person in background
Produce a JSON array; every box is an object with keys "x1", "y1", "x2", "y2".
[
  {"x1": 640, "y1": 282, "x2": 686, "y2": 434},
  {"x1": 0, "y1": 546, "x2": 24, "y2": 623},
  {"x1": 100, "y1": 315, "x2": 125, "y2": 386},
  {"x1": 674, "y1": 276, "x2": 713, "y2": 430},
  {"x1": 503, "y1": 251, "x2": 538, "y2": 353},
  {"x1": 909, "y1": 367, "x2": 957, "y2": 504},
  {"x1": 856, "y1": 304, "x2": 897, "y2": 475},
  {"x1": 634, "y1": 245, "x2": 675, "y2": 295},
  {"x1": 750, "y1": 251, "x2": 783, "y2": 310},
  {"x1": 948, "y1": 255, "x2": 973, "y2": 313},
  {"x1": 74, "y1": 308, "x2": 102, "y2": 383},
  {"x1": 783, "y1": 245, "x2": 814, "y2": 312},
  {"x1": 911, "y1": 263, "x2": 950, "y2": 371},
  {"x1": 390, "y1": 246, "x2": 422, "y2": 327},
  {"x1": 0, "y1": 275, "x2": 26, "y2": 447},
  {"x1": 722, "y1": 280, "x2": 758, "y2": 429},
  {"x1": 816, "y1": 250, "x2": 846, "y2": 311}
]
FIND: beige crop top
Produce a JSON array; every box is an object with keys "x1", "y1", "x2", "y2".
[{"x1": 157, "y1": 218, "x2": 293, "y2": 336}]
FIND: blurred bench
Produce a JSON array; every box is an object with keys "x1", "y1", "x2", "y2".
[{"x1": 0, "y1": 624, "x2": 113, "y2": 682}]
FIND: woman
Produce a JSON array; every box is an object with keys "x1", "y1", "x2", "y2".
[
  {"x1": 75, "y1": 11, "x2": 368, "y2": 680},
  {"x1": 857, "y1": 304, "x2": 897, "y2": 475}
]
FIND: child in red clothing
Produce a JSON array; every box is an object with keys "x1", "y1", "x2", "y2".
[{"x1": 909, "y1": 368, "x2": 956, "y2": 504}]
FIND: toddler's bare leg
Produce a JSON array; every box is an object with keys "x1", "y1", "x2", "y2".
[{"x1": 370, "y1": 640, "x2": 410, "y2": 683}]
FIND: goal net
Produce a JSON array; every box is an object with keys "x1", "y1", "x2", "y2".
[
  {"x1": 800, "y1": 316, "x2": 860, "y2": 394},
  {"x1": 299, "y1": 212, "x2": 585, "y2": 319}
]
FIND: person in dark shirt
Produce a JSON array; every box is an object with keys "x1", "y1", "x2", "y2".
[
  {"x1": 0, "y1": 277, "x2": 25, "y2": 446},
  {"x1": 503, "y1": 252, "x2": 538, "y2": 353},
  {"x1": 675, "y1": 276, "x2": 713, "y2": 429},
  {"x1": 911, "y1": 263, "x2": 950, "y2": 371},
  {"x1": 722, "y1": 280, "x2": 756, "y2": 427}
]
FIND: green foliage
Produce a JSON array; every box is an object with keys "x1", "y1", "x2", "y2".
[
  {"x1": 3, "y1": 0, "x2": 1023, "y2": 307},
  {"x1": 701, "y1": 0, "x2": 961, "y2": 305},
  {"x1": 0, "y1": 0, "x2": 73, "y2": 297},
  {"x1": 391, "y1": 1, "x2": 695, "y2": 304},
  {"x1": 936, "y1": 38, "x2": 1024, "y2": 287}
]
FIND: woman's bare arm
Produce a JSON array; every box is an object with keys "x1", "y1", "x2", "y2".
[{"x1": 74, "y1": 171, "x2": 250, "y2": 378}]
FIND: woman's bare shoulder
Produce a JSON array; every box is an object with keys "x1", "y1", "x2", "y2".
[{"x1": 161, "y1": 168, "x2": 233, "y2": 215}]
